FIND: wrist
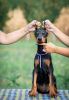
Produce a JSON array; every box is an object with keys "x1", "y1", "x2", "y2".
[
  {"x1": 19, "y1": 26, "x2": 29, "y2": 36},
  {"x1": 54, "y1": 45, "x2": 58, "y2": 53},
  {"x1": 25, "y1": 25, "x2": 29, "y2": 33},
  {"x1": 52, "y1": 24, "x2": 57, "y2": 33}
]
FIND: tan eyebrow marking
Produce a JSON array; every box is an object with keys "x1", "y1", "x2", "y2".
[{"x1": 42, "y1": 32, "x2": 44, "y2": 34}]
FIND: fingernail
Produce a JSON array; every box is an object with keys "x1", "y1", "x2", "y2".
[{"x1": 48, "y1": 27, "x2": 51, "y2": 28}]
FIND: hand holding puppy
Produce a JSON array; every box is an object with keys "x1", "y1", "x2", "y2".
[{"x1": 38, "y1": 42, "x2": 57, "y2": 53}]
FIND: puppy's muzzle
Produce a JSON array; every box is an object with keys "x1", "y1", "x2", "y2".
[{"x1": 38, "y1": 37, "x2": 42, "y2": 41}]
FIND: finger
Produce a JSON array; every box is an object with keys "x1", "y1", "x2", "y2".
[
  {"x1": 31, "y1": 20, "x2": 37, "y2": 25},
  {"x1": 42, "y1": 26, "x2": 47, "y2": 30},
  {"x1": 46, "y1": 25, "x2": 51, "y2": 29},
  {"x1": 29, "y1": 28, "x2": 35, "y2": 32},
  {"x1": 43, "y1": 47, "x2": 46, "y2": 51},
  {"x1": 43, "y1": 20, "x2": 52, "y2": 26},
  {"x1": 43, "y1": 49, "x2": 46, "y2": 52},
  {"x1": 34, "y1": 20, "x2": 41, "y2": 25},
  {"x1": 42, "y1": 25, "x2": 51, "y2": 29},
  {"x1": 42, "y1": 21, "x2": 44, "y2": 24},
  {"x1": 42, "y1": 21, "x2": 46, "y2": 24},
  {"x1": 38, "y1": 27, "x2": 40, "y2": 29},
  {"x1": 45, "y1": 20, "x2": 51, "y2": 25},
  {"x1": 32, "y1": 20, "x2": 37, "y2": 24},
  {"x1": 47, "y1": 29, "x2": 53, "y2": 32},
  {"x1": 42, "y1": 20, "x2": 47, "y2": 24},
  {"x1": 42, "y1": 26, "x2": 44, "y2": 28},
  {"x1": 44, "y1": 46, "x2": 46, "y2": 49},
  {"x1": 42, "y1": 21, "x2": 46, "y2": 26},
  {"x1": 42, "y1": 25, "x2": 47, "y2": 28},
  {"x1": 38, "y1": 43, "x2": 47, "y2": 45},
  {"x1": 37, "y1": 22, "x2": 41, "y2": 26}
]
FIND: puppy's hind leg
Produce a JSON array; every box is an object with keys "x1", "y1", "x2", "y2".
[
  {"x1": 53, "y1": 75, "x2": 59, "y2": 95},
  {"x1": 48, "y1": 65, "x2": 58, "y2": 98}
]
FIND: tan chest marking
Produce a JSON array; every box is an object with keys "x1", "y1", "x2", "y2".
[
  {"x1": 34, "y1": 60, "x2": 39, "y2": 67},
  {"x1": 44, "y1": 59, "x2": 50, "y2": 67}
]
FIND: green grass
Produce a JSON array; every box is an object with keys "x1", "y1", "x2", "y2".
[{"x1": 0, "y1": 39, "x2": 69, "y2": 89}]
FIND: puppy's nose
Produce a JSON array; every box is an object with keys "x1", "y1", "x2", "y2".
[{"x1": 38, "y1": 37, "x2": 42, "y2": 41}]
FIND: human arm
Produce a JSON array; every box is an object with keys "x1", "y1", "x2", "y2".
[
  {"x1": 43, "y1": 20, "x2": 69, "y2": 47},
  {"x1": 39, "y1": 42, "x2": 69, "y2": 57},
  {"x1": 0, "y1": 20, "x2": 41, "y2": 45}
]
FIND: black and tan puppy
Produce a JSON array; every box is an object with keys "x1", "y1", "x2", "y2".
[{"x1": 29, "y1": 22, "x2": 58, "y2": 98}]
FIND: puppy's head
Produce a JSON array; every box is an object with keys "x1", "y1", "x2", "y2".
[{"x1": 34, "y1": 25, "x2": 48, "y2": 44}]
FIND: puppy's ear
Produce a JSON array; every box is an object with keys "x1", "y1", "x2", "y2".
[
  {"x1": 35, "y1": 24, "x2": 38, "y2": 31},
  {"x1": 44, "y1": 21, "x2": 46, "y2": 30},
  {"x1": 46, "y1": 32, "x2": 48, "y2": 37},
  {"x1": 34, "y1": 24, "x2": 38, "y2": 37}
]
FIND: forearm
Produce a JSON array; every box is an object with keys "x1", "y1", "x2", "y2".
[
  {"x1": 0, "y1": 26, "x2": 28, "y2": 45},
  {"x1": 45, "y1": 20, "x2": 69, "y2": 47},
  {"x1": 0, "y1": 20, "x2": 41, "y2": 45},
  {"x1": 55, "y1": 46, "x2": 69, "y2": 57},
  {"x1": 52, "y1": 26, "x2": 69, "y2": 47}
]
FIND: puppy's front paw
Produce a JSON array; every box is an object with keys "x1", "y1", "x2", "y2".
[
  {"x1": 49, "y1": 84, "x2": 58, "y2": 98},
  {"x1": 29, "y1": 86, "x2": 37, "y2": 97},
  {"x1": 29, "y1": 90, "x2": 37, "y2": 97}
]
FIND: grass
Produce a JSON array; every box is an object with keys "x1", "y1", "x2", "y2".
[{"x1": 0, "y1": 39, "x2": 69, "y2": 89}]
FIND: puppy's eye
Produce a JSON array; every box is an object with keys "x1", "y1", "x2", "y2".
[
  {"x1": 42, "y1": 32, "x2": 44, "y2": 34},
  {"x1": 37, "y1": 32, "x2": 39, "y2": 34}
]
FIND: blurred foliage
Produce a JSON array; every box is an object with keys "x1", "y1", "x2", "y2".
[
  {"x1": 20, "y1": 0, "x2": 69, "y2": 23},
  {"x1": 0, "y1": 0, "x2": 69, "y2": 30},
  {"x1": 0, "y1": 0, "x2": 9, "y2": 30}
]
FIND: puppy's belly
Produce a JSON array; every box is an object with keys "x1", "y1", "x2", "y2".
[{"x1": 37, "y1": 83, "x2": 49, "y2": 93}]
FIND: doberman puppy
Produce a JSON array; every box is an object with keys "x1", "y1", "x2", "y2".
[{"x1": 29, "y1": 22, "x2": 58, "y2": 98}]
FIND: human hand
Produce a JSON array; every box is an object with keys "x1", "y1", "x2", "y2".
[
  {"x1": 38, "y1": 42, "x2": 57, "y2": 53},
  {"x1": 26, "y1": 20, "x2": 41, "y2": 33},
  {"x1": 42, "y1": 20, "x2": 56, "y2": 32}
]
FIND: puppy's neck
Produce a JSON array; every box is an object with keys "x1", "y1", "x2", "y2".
[{"x1": 37, "y1": 39, "x2": 47, "y2": 54}]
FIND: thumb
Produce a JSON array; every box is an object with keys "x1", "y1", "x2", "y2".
[{"x1": 43, "y1": 49, "x2": 46, "y2": 52}]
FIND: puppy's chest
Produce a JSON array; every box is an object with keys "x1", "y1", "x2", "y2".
[{"x1": 35, "y1": 55, "x2": 50, "y2": 69}]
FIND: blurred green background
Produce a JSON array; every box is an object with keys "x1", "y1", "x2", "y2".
[{"x1": 0, "y1": 0, "x2": 69, "y2": 89}]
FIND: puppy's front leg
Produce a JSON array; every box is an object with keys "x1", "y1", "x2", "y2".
[
  {"x1": 29, "y1": 69, "x2": 37, "y2": 97},
  {"x1": 48, "y1": 65, "x2": 58, "y2": 98}
]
